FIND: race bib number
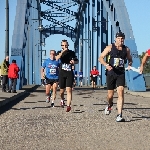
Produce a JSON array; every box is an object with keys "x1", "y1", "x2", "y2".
[
  {"x1": 50, "y1": 69, "x2": 56, "y2": 74},
  {"x1": 113, "y1": 58, "x2": 124, "y2": 67},
  {"x1": 62, "y1": 64, "x2": 71, "y2": 71}
]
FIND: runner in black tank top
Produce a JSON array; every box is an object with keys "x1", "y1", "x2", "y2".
[{"x1": 98, "y1": 32, "x2": 133, "y2": 122}]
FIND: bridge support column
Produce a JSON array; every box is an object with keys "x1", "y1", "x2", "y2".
[
  {"x1": 83, "y1": 4, "x2": 88, "y2": 86},
  {"x1": 101, "y1": 0, "x2": 108, "y2": 86},
  {"x1": 97, "y1": 0, "x2": 101, "y2": 86},
  {"x1": 87, "y1": 2, "x2": 91, "y2": 85}
]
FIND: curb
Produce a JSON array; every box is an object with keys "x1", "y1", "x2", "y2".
[
  {"x1": 125, "y1": 90, "x2": 150, "y2": 98},
  {"x1": 0, "y1": 85, "x2": 39, "y2": 108}
]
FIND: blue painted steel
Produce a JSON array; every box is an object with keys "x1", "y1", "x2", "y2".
[
  {"x1": 125, "y1": 40, "x2": 146, "y2": 91},
  {"x1": 100, "y1": 0, "x2": 108, "y2": 86},
  {"x1": 11, "y1": 0, "x2": 28, "y2": 90},
  {"x1": 88, "y1": 2, "x2": 91, "y2": 85},
  {"x1": 11, "y1": 0, "x2": 41, "y2": 89},
  {"x1": 97, "y1": 0, "x2": 101, "y2": 85},
  {"x1": 92, "y1": 0, "x2": 97, "y2": 68},
  {"x1": 84, "y1": 3, "x2": 88, "y2": 85}
]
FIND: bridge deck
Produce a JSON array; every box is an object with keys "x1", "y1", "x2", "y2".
[{"x1": 0, "y1": 86, "x2": 150, "y2": 149}]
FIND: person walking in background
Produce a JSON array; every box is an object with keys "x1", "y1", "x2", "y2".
[
  {"x1": 1, "y1": 56, "x2": 9, "y2": 92},
  {"x1": 8, "y1": 59, "x2": 20, "y2": 93},
  {"x1": 78, "y1": 70, "x2": 83, "y2": 87}
]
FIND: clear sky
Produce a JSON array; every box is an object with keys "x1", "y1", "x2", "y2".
[{"x1": 0, "y1": 0, "x2": 150, "y2": 63}]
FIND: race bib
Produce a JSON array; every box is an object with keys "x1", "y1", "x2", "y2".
[
  {"x1": 113, "y1": 58, "x2": 124, "y2": 67},
  {"x1": 62, "y1": 63, "x2": 71, "y2": 71},
  {"x1": 79, "y1": 75, "x2": 83, "y2": 77},
  {"x1": 50, "y1": 69, "x2": 56, "y2": 74},
  {"x1": 93, "y1": 75, "x2": 96, "y2": 77}
]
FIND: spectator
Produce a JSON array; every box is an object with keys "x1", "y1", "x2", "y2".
[
  {"x1": 78, "y1": 70, "x2": 83, "y2": 87},
  {"x1": 8, "y1": 59, "x2": 20, "y2": 93},
  {"x1": 1, "y1": 56, "x2": 9, "y2": 92}
]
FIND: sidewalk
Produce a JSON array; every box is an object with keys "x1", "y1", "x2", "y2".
[{"x1": 0, "y1": 85, "x2": 39, "y2": 107}]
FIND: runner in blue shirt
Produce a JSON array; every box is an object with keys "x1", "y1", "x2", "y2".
[
  {"x1": 41, "y1": 50, "x2": 60, "y2": 107},
  {"x1": 78, "y1": 70, "x2": 83, "y2": 87}
]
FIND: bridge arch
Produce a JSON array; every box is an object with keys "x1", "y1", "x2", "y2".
[{"x1": 42, "y1": 27, "x2": 76, "y2": 43}]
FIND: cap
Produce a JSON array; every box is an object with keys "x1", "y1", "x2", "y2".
[{"x1": 116, "y1": 32, "x2": 125, "y2": 38}]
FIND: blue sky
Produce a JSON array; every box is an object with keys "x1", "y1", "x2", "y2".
[{"x1": 0, "y1": 0, "x2": 150, "y2": 63}]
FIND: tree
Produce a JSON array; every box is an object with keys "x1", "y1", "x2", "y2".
[{"x1": 139, "y1": 52, "x2": 150, "y2": 74}]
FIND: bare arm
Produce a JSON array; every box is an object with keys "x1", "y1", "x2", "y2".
[
  {"x1": 98, "y1": 45, "x2": 111, "y2": 66},
  {"x1": 41, "y1": 67, "x2": 45, "y2": 78},
  {"x1": 126, "y1": 48, "x2": 133, "y2": 66},
  {"x1": 141, "y1": 52, "x2": 149, "y2": 67}
]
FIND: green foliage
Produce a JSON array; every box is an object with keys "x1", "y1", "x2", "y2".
[{"x1": 139, "y1": 52, "x2": 150, "y2": 74}]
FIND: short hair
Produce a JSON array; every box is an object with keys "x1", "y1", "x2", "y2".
[
  {"x1": 115, "y1": 32, "x2": 125, "y2": 38},
  {"x1": 12, "y1": 59, "x2": 16, "y2": 63},
  {"x1": 50, "y1": 50, "x2": 56, "y2": 54},
  {"x1": 61, "y1": 39, "x2": 69, "y2": 46}
]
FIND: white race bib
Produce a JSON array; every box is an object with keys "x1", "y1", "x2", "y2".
[
  {"x1": 50, "y1": 69, "x2": 56, "y2": 74},
  {"x1": 79, "y1": 75, "x2": 83, "y2": 77},
  {"x1": 62, "y1": 64, "x2": 71, "y2": 71},
  {"x1": 113, "y1": 58, "x2": 124, "y2": 67},
  {"x1": 93, "y1": 75, "x2": 96, "y2": 77}
]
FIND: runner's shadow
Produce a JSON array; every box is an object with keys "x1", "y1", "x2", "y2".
[
  {"x1": 11, "y1": 107, "x2": 31, "y2": 110},
  {"x1": 73, "y1": 110, "x2": 85, "y2": 113},
  {"x1": 24, "y1": 102, "x2": 37, "y2": 103}
]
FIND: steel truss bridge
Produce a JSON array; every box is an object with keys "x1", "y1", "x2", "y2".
[{"x1": 10, "y1": 0, "x2": 146, "y2": 91}]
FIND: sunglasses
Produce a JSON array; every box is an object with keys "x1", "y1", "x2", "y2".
[{"x1": 61, "y1": 45, "x2": 68, "y2": 46}]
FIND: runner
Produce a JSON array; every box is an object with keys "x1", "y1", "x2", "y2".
[
  {"x1": 72, "y1": 65, "x2": 78, "y2": 88},
  {"x1": 98, "y1": 32, "x2": 132, "y2": 122},
  {"x1": 41, "y1": 50, "x2": 60, "y2": 107},
  {"x1": 90, "y1": 66, "x2": 99, "y2": 89},
  {"x1": 55, "y1": 40, "x2": 79, "y2": 112},
  {"x1": 79, "y1": 70, "x2": 83, "y2": 87}
]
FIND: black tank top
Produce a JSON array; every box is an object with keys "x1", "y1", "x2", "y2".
[{"x1": 107, "y1": 43, "x2": 127, "y2": 75}]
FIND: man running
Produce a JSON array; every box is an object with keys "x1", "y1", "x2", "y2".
[
  {"x1": 41, "y1": 50, "x2": 60, "y2": 107},
  {"x1": 79, "y1": 70, "x2": 83, "y2": 87},
  {"x1": 90, "y1": 66, "x2": 99, "y2": 89},
  {"x1": 98, "y1": 32, "x2": 132, "y2": 122},
  {"x1": 55, "y1": 40, "x2": 79, "y2": 112},
  {"x1": 139, "y1": 49, "x2": 150, "y2": 73}
]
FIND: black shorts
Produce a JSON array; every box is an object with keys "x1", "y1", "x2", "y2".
[
  {"x1": 91, "y1": 76, "x2": 97, "y2": 83},
  {"x1": 45, "y1": 79, "x2": 59, "y2": 86},
  {"x1": 59, "y1": 70, "x2": 74, "y2": 89},
  {"x1": 107, "y1": 74, "x2": 125, "y2": 90}
]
